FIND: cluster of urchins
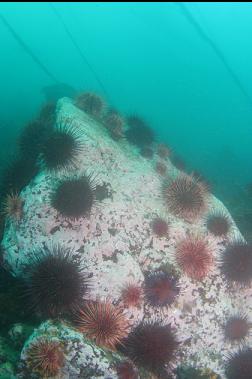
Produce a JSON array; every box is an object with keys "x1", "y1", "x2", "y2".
[{"x1": 1, "y1": 92, "x2": 252, "y2": 379}]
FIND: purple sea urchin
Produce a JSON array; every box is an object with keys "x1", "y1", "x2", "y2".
[
  {"x1": 224, "y1": 314, "x2": 250, "y2": 343},
  {"x1": 144, "y1": 271, "x2": 180, "y2": 307},
  {"x1": 220, "y1": 241, "x2": 252, "y2": 286},
  {"x1": 119, "y1": 321, "x2": 178, "y2": 377},
  {"x1": 163, "y1": 174, "x2": 208, "y2": 221},
  {"x1": 24, "y1": 245, "x2": 89, "y2": 318},
  {"x1": 38, "y1": 102, "x2": 56, "y2": 127},
  {"x1": 207, "y1": 211, "x2": 231, "y2": 236},
  {"x1": 51, "y1": 175, "x2": 96, "y2": 220},
  {"x1": 225, "y1": 347, "x2": 252, "y2": 379},
  {"x1": 126, "y1": 116, "x2": 155, "y2": 147},
  {"x1": 18, "y1": 119, "x2": 50, "y2": 161},
  {"x1": 41, "y1": 122, "x2": 84, "y2": 172},
  {"x1": 0, "y1": 157, "x2": 39, "y2": 198},
  {"x1": 140, "y1": 146, "x2": 153, "y2": 159}
]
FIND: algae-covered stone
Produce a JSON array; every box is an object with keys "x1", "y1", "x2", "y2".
[
  {"x1": 19, "y1": 320, "x2": 121, "y2": 379},
  {"x1": 176, "y1": 365, "x2": 222, "y2": 379},
  {"x1": 0, "y1": 362, "x2": 16, "y2": 379}
]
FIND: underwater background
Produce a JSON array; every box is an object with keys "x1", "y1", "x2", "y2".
[
  {"x1": 0, "y1": 2, "x2": 252, "y2": 379},
  {"x1": 1, "y1": 2, "x2": 252, "y2": 237}
]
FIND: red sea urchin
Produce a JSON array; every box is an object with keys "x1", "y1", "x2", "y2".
[
  {"x1": 75, "y1": 92, "x2": 105, "y2": 118},
  {"x1": 225, "y1": 347, "x2": 252, "y2": 379},
  {"x1": 51, "y1": 175, "x2": 96, "y2": 220},
  {"x1": 121, "y1": 283, "x2": 143, "y2": 308},
  {"x1": 2, "y1": 192, "x2": 24, "y2": 221},
  {"x1": 151, "y1": 217, "x2": 169, "y2": 237},
  {"x1": 175, "y1": 235, "x2": 214, "y2": 280},
  {"x1": 26, "y1": 338, "x2": 65, "y2": 378},
  {"x1": 224, "y1": 314, "x2": 251, "y2": 343},
  {"x1": 118, "y1": 321, "x2": 178, "y2": 378},
  {"x1": 157, "y1": 143, "x2": 171, "y2": 159},
  {"x1": 24, "y1": 245, "x2": 89, "y2": 318},
  {"x1": 207, "y1": 211, "x2": 231, "y2": 237},
  {"x1": 103, "y1": 110, "x2": 125, "y2": 140},
  {"x1": 116, "y1": 361, "x2": 139, "y2": 379},
  {"x1": 163, "y1": 174, "x2": 208, "y2": 221},
  {"x1": 74, "y1": 300, "x2": 129, "y2": 349},
  {"x1": 144, "y1": 271, "x2": 180, "y2": 307},
  {"x1": 220, "y1": 241, "x2": 252, "y2": 286},
  {"x1": 104, "y1": 110, "x2": 124, "y2": 130},
  {"x1": 156, "y1": 161, "x2": 167, "y2": 176}
]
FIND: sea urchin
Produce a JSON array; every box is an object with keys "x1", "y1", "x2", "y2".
[
  {"x1": 116, "y1": 361, "x2": 139, "y2": 379},
  {"x1": 220, "y1": 241, "x2": 252, "y2": 286},
  {"x1": 207, "y1": 211, "x2": 231, "y2": 237},
  {"x1": 75, "y1": 92, "x2": 105, "y2": 117},
  {"x1": 151, "y1": 217, "x2": 169, "y2": 237},
  {"x1": 224, "y1": 314, "x2": 250, "y2": 343},
  {"x1": 144, "y1": 271, "x2": 180, "y2": 307},
  {"x1": 119, "y1": 320, "x2": 178, "y2": 377},
  {"x1": 225, "y1": 347, "x2": 252, "y2": 379},
  {"x1": 121, "y1": 283, "x2": 143, "y2": 308},
  {"x1": 24, "y1": 245, "x2": 89, "y2": 318},
  {"x1": 26, "y1": 338, "x2": 64, "y2": 378},
  {"x1": 125, "y1": 116, "x2": 155, "y2": 148},
  {"x1": 74, "y1": 300, "x2": 129, "y2": 349},
  {"x1": 41, "y1": 122, "x2": 83, "y2": 172},
  {"x1": 163, "y1": 174, "x2": 208, "y2": 221},
  {"x1": 175, "y1": 235, "x2": 214, "y2": 280},
  {"x1": 51, "y1": 175, "x2": 95, "y2": 220},
  {"x1": 2, "y1": 192, "x2": 24, "y2": 221}
]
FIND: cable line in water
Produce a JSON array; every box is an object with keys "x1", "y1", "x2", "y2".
[
  {"x1": 0, "y1": 13, "x2": 59, "y2": 84},
  {"x1": 177, "y1": 2, "x2": 252, "y2": 107},
  {"x1": 50, "y1": 3, "x2": 110, "y2": 99}
]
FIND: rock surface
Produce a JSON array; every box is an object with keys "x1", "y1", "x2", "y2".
[{"x1": 2, "y1": 97, "x2": 251, "y2": 378}]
